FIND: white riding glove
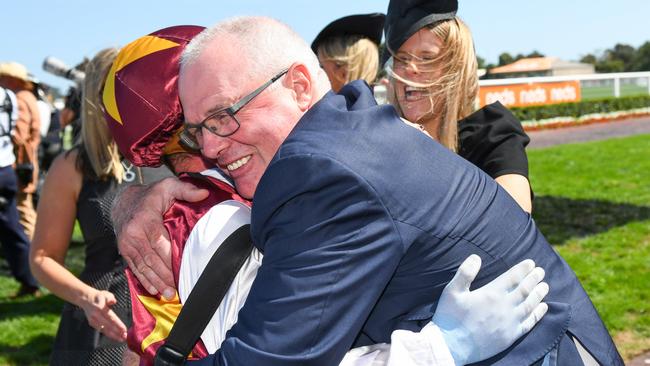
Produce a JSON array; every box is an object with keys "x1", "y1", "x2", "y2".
[{"x1": 431, "y1": 255, "x2": 549, "y2": 365}]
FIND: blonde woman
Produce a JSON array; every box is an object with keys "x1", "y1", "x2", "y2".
[
  {"x1": 312, "y1": 13, "x2": 384, "y2": 92},
  {"x1": 385, "y1": 0, "x2": 532, "y2": 212},
  {"x1": 29, "y1": 48, "x2": 139, "y2": 365}
]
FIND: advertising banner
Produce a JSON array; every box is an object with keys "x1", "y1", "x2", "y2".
[{"x1": 479, "y1": 81, "x2": 581, "y2": 107}]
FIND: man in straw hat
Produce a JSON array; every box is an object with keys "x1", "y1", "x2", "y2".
[
  {"x1": 0, "y1": 75, "x2": 40, "y2": 298},
  {"x1": 0, "y1": 62, "x2": 40, "y2": 243}
]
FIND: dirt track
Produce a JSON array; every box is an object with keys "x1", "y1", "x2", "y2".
[
  {"x1": 629, "y1": 351, "x2": 650, "y2": 366},
  {"x1": 527, "y1": 116, "x2": 650, "y2": 149}
]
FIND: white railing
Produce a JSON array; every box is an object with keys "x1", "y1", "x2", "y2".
[{"x1": 479, "y1": 71, "x2": 650, "y2": 98}]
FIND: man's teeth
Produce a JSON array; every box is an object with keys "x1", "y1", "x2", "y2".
[{"x1": 227, "y1": 155, "x2": 252, "y2": 171}]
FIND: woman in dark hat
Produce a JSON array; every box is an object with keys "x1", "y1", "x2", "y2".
[
  {"x1": 382, "y1": 2, "x2": 624, "y2": 365},
  {"x1": 312, "y1": 13, "x2": 385, "y2": 92},
  {"x1": 384, "y1": 0, "x2": 532, "y2": 213}
]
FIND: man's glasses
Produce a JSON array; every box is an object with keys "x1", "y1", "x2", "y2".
[{"x1": 179, "y1": 68, "x2": 289, "y2": 150}]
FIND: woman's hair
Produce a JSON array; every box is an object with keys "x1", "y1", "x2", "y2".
[
  {"x1": 317, "y1": 35, "x2": 380, "y2": 85},
  {"x1": 75, "y1": 47, "x2": 124, "y2": 181},
  {"x1": 387, "y1": 17, "x2": 478, "y2": 152}
]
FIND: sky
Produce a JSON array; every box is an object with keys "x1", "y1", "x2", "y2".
[{"x1": 4, "y1": 0, "x2": 649, "y2": 93}]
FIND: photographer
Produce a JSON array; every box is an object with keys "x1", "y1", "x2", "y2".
[
  {"x1": 59, "y1": 86, "x2": 82, "y2": 147},
  {"x1": 0, "y1": 62, "x2": 40, "y2": 241},
  {"x1": 0, "y1": 84, "x2": 40, "y2": 298},
  {"x1": 31, "y1": 80, "x2": 59, "y2": 172},
  {"x1": 43, "y1": 57, "x2": 85, "y2": 149}
]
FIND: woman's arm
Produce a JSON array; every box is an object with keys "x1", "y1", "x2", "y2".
[
  {"x1": 494, "y1": 174, "x2": 532, "y2": 213},
  {"x1": 29, "y1": 150, "x2": 127, "y2": 341}
]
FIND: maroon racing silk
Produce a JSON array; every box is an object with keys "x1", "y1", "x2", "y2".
[{"x1": 125, "y1": 172, "x2": 250, "y2": 365}]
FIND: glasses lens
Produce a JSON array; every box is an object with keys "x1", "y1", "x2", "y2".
[
  {"x1": 205, "y1": 113, "x2": 239, "y2": 137},
  {"x1": 179, "y1": 128, "x2": 200, "y2": 150}
]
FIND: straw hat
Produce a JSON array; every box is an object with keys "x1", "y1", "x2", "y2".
[{"x1": 0, "y1": 62, "x2": 30, "y2": 81}]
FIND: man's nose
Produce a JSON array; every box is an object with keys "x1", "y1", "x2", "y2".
[{"x1": 199, "y1": 128, "x2": 230, "y2": 159}]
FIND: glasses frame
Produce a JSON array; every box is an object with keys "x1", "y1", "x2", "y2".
[{"x1": 180, "y1": 68, "x2": 289, "y2": 150}]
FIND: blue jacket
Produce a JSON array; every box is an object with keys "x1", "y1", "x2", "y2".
[{"x1": 192, "y1": 81, "x2": 622, "y2": 365}]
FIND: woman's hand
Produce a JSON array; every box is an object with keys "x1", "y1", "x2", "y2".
[{"x1": 81, "y1": 289, "x2": 128, "y2": 342}]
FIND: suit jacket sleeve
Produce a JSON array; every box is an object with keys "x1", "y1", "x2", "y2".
[{"x1": 189, "y1": 154, "x2": 404, "y2": 366}]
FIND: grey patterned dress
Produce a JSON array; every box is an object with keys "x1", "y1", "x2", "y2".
[{"x1": 49, "y1": 151, "x2": 172, "y2": 366}]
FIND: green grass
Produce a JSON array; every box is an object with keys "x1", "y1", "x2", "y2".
[
  {"x1": 0, "y1": 135, "x2": 649, "y2": 364},
  {"x1": 0, "y1": 222, "x2": 85, "y2": 365},
  {"x1": 0, "y1": 279, "x2": 61, "y2": 366},
  {"x1": 582, "y1": 84, "x2": 649, "y2": 100},
  {"x1": 528, "y1": 134, "x2": 650, "y2": 359}
]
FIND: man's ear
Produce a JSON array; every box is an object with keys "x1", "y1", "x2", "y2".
[{"x1": 285, "y1": 63, "x2": 313, "y2": 111}]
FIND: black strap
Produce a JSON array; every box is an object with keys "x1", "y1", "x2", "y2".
[{"x1": 154, "y1": 224, "x2": 253, "y2": 366}]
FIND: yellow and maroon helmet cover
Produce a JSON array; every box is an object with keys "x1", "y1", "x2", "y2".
[{"x1": 102, "y1": 25, "x2": 205, "y2": 167}]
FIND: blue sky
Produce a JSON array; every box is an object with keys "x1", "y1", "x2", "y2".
[{"x1": 5, "y1": 0, "x2": 649, "y2": 92}]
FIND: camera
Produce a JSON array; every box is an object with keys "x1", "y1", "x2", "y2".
[
  {"x1": 15, "y1": 163, "x2": 34, "y2": 187},
  {"x1": 42, "y1": 56, "x2": 86, "y2": 84}
]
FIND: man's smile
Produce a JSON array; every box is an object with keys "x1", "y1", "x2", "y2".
[{"x1": 226, "y1": 155, "x2": 252, "y2": 172}]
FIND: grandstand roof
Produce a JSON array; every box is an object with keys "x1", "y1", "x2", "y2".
[
  {"x1": 488, "y1": 56, "x2": 594, "y2": 75},
  {"x1": 489, "y1": 57, "x2": 558, "y2": 74}
]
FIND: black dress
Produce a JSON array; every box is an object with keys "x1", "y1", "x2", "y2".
[
  {"x1": 49, "y1": 155, "x2": 172, "y2": 365},
  {"x1": 458, "y1": 101, "x2": 530, "y2": 180}
]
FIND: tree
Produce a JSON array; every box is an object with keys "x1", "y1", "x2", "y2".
[
  {"x1": 596, "y1": 59, "x2": 625, "y2": 73},
  {"x1": 488, "y1": 40, "x2": 650, "y2": 73},
  {"x1": 579, "y1": 42, "x2": 645, "y2": 72},
  {"x1": 580, "y1": 54, "x2": 597, "y2": 65},
  {"x1": 498, "y1": 52, "x2": 514, "y2": 66},
  {"x1": 631, "y1": 41, "x2": 650, "y2": 71},
  {"x1": 476, "y1": 55, "x2": 486, "y2": 69},
  {"x1": 606, "y1": 43, "x2": 636, "y2": 71}
]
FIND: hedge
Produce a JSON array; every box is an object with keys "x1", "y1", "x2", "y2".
[{"x1": 510, "y1": 94, "x2": 650, "y2": 122}]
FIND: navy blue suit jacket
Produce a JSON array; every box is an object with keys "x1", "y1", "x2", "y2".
[{"x1": 193, "y1": 82, "x2": 622, "y2": 365}]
